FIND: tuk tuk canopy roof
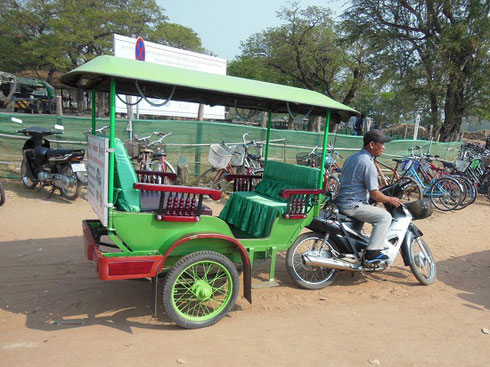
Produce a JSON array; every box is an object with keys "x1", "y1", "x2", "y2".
[{"x1": 60, "y1": 55, "x2": 358, "y2": 119}]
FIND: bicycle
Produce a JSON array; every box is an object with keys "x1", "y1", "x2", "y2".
[
  {"x1": 147, "y1": 132, "x2": 176, "y2": 184},
  {"x1": 296, "y1": 145, "x2": 342, "y2": 198},
  {"x1": 401, "y1": 155, "x2": 463, "y2": 211},
  {"x1": 374, "y1": 158, "x2": 422, "y2": 203},
  {"x1": 197, "y1": 132, "x2": 263, "y2": 193}
]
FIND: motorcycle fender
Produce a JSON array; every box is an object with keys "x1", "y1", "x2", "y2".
[
  {"x1": 75, "y1": 171, "x2": 87, "y2": 183},
  {"x1": 21, "y1": 150, "x2": 37, "y2": 180},
  {"x1": 400, "y1": 224, "x2": 423, "y2": 266}
]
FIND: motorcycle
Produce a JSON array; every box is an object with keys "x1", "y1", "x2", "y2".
[
  {"x1": 15, "y1": 120, "x2": 86, "y2": 200},
  {"x1": 286, "y1": 181, "x2": 437, "y2": 289}
]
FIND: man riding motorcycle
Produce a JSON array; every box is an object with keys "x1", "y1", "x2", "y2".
[{"x1": 334, "y1": 129, "x2": 401, "y2": 261}]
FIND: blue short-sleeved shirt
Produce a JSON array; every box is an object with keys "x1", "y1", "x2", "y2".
[{"x1": 334, "y1": 149, "x2": 378, "y2": 210}]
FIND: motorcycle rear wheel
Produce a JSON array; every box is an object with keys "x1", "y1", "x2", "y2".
[
  {"x1": 408, "y1": 237, "x2": 436, "y2": 285},
  {"x1": 286, "y1": 232, "x2": 337, "y2": 290},
  {"x1": 21, "y1": 160, "x2": 38, "y2": 189},
  {"x1": 60, "y1": 165, "x2": 81, "y2": 200}
]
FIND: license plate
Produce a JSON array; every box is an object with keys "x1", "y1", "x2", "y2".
[{"x1": 71, "y1": 163, "x2": 87, "y2": 172}]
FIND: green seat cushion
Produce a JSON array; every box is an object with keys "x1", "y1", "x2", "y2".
[
  {"x1": 113, "y1": 138, "x2": 141, "y2": 212},
  {"x1": 263, "y1": 161, "x2": 321, "y2": 189},
  {"x1": 218, "y1": 192, "x2": 286, "y2": 238}
]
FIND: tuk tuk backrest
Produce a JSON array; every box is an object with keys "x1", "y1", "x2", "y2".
[
  {"x1": 254, "y1": 160, "x2": 321, "y2": 201},
  {"x1": 113, "y1": 138, "x2": 141, "y2": 212}
]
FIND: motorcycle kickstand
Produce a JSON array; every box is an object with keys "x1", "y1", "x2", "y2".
[{"x1": 47, "y1": 186, "x2": 57, "y2": 199}]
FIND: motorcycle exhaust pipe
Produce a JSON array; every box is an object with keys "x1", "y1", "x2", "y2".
[{"x1": 303, "y1": 254, "x2": 365, "y2": 271}]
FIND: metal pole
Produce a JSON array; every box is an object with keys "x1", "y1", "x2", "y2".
[
  {"x1": 264, "y1": 110, "x2": 272, "y2": 163},
  {"x1": 108, "y1": 78, "x2": 116, "y2": 229},
  {"x1": 319, "y1": 110, "x2": 331, "y2": 190}
]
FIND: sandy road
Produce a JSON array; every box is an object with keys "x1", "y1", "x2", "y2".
[{"x1": 0, "y1": 179, "x2": 489, "y2": 366}]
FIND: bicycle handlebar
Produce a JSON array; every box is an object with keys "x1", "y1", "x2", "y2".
[{"x1": 83, "y1": 125, "x2": 109, "y2": 135}]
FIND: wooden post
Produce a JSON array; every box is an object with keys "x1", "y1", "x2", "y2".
[
  {"x1": 177, "y1": 156, "x2": 189, "y2": 185},
  {"x1": 428, "y1": 125, "x2": 433, "y2": 140},
  {"x1": 403, "y1": 124, "x2": 409, "y2": 140},
  {"x1": 197, "y1": 103, "x2": 205, "y2": 121},
  {"x1": 261, "y1": 112, "x2": 268, "y2": 128}
]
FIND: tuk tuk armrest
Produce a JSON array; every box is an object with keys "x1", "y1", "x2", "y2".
[
  {"x1": 279, "y1": 189, "x2": 323, "y2": 199},
  {"x1": 224, "y1": 174, "x2": 262, "y2": 192},
  {"x1": 135, "y1": 170, "x2": 177, "y2": 182},
  {"x1": 133, "y1": 183, "x2": 222, "y2": 201},
  {"x1": 224, "y1": 174, "x2": 263, "y2": 182},
  {"x1": 279, "y1": 189, "x2": 322, "y2": 220}
]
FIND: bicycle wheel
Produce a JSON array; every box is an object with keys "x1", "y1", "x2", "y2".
[
  {"x1": 324, "y1": 175, "x2": 340, "y2": 198},
  {"x1": 196, "y1": 167, "x2": 229, "y2": 191},
  {"x1": 452, "y1": 175, "x2": 476, "y2": 209},
  {"x1": 397, "y1": 176, "x2": 422, "y2": 203},
  {"x1": 428, "y1": 177, "x2": 463, "y2": 211}
]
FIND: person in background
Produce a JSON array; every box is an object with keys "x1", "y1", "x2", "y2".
[
  {"x1": 353, "y1": 114, "x2": 365, "y2": 136},
  {"x1": 335, "y1": 129, "x2": 402, "y2": 261},
  {"x1": 364, "y1": 116, "x2": 372, "y2": 132}
]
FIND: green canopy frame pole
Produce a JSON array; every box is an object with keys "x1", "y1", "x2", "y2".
[
  {"x1": 319, "y1": 110, "x2": 331, "y2": 190},
  {"x1": 108, "y1": 78, "x2": 116, "y2": 229},
  {"x1": 264, "y1": 110, "x2": 272, "y2": 163},
  {"x1": 91, "y1": 89, "x2": 96, "y2": 134}
]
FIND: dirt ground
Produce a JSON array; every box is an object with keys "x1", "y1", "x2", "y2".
[{"x1": 0, "y1": 179, "x2": 489, "y2": 367}]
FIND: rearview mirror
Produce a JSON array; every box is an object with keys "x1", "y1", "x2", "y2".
[
  {"x1": 11, "y1": 117, "x2": 23, "y2": 124},
  {"x1": 54, "y1": 124, "x2": 65, "y2": 131}
]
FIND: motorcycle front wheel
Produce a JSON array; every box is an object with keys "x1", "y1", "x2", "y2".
[
  {"x1": 286, "y1": 232, "x2": 337, "y2": 290},
  {"x1": 60, "y1": 165, "x2": 81, "y2": 200},
  {"x1": 21, "y1": 160, "x2": 38, "y2": 189},
  {"x1": 408, "y1": 237, "x2": 436, "y2": 285}
]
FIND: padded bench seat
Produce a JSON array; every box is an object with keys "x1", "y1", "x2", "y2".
[{"x1": 219, "y1": 161, "x2": 321, "y2": 238}]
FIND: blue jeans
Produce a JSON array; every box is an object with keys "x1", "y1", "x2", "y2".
[{"x1": 340, "y1": 203, "x2": 392, "y2": 250}]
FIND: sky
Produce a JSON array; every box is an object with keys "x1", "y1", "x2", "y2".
[{"x1": 157, "y1": 0, "x2": 349, "y2": 61}]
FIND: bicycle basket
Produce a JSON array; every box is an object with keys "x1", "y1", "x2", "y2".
[
  {"x1": 401, "y1": 158, "x2": 421, "y2": 172},
  {"x1": 124, "y1": 140, "x2": 142, "y2": 159},
  {"x1": 455, "y1": 159, "x2": 470, "y2": 172},
  {"x1": 208, "y1": 144, "x2": 233, "y2": 169},
  {"x1": 228, "y1": 144, "x2": 246, "y2": 166}
]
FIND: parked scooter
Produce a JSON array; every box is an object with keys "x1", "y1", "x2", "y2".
[
  {"x1": 14, "y1": 118, "x2": 86, "y2": 200},
  {"x1": 286, "y1": 181, "x2": 436, "y2": 289}
]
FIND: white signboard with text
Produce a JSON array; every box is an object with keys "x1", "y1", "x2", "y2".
[
  {"x1": 113, "y1": 34, "x2": 226, "y2": 119},
  {"x1": 87, "y1": 135, "x2": 109, "y2": 227}
]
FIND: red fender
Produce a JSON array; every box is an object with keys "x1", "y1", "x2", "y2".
[{"x1": 161, "y1": 233, "x2": 252, "y2": 303}]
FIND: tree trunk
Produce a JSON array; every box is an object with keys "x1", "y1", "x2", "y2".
[{"x1": 439, "y1": 73, "x2": 465, "y2": 141}]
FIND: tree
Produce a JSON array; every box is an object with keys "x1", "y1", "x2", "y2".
[
  {"x1": 229, "y1": 2, "x2": 378, "y2": 130},
  {"x1": 0, "y1": 0, "x2": 204, "y2": 77},
  {"x1": 342, "y1": 0, "x2": 490, "y2": 141}
]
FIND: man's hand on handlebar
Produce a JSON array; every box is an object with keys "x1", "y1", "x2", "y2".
[{"x1": 388, "y1": 196, "x2": 402, "y2": 207}]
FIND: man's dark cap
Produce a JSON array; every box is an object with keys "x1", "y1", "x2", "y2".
[{"x1": 363, "y1": 129, "x2": 393, "y2": 145}]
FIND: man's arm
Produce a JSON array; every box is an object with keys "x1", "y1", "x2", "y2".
[{"x1": 369, "y1": 190, "x2": 402, "y2": 207}]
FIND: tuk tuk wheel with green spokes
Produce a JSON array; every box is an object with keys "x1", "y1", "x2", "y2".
[{"x1": 162, "y1": 250, "x2": 239, "y2": 329}]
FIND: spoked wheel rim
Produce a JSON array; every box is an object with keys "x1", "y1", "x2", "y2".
[
  {"x1": 60, "y1": 165, "x2": 80, "y2": 200},
  {"x1": 21, "y1": 160, "x2": 37, "y2": 189},
  {"x1": 398, "y1": 177, "x2": 422, "y2": 203},
  {"x1": 171, "y1": 260, "x2": 234, "y2": 322},
  {"x1": 410, "y1": 238, "x2": 436, "y2": 284},
  {"x1": 430, "y1": 178, "x2": 462, "y2": 211},
  {"x1": 291, "y1": 236, "x2": 336, "y2": 285}
]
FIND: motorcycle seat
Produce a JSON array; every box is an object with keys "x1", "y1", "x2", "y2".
[{"x1": 46, "y1": 148, "x2": 84, "y2": 157}]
